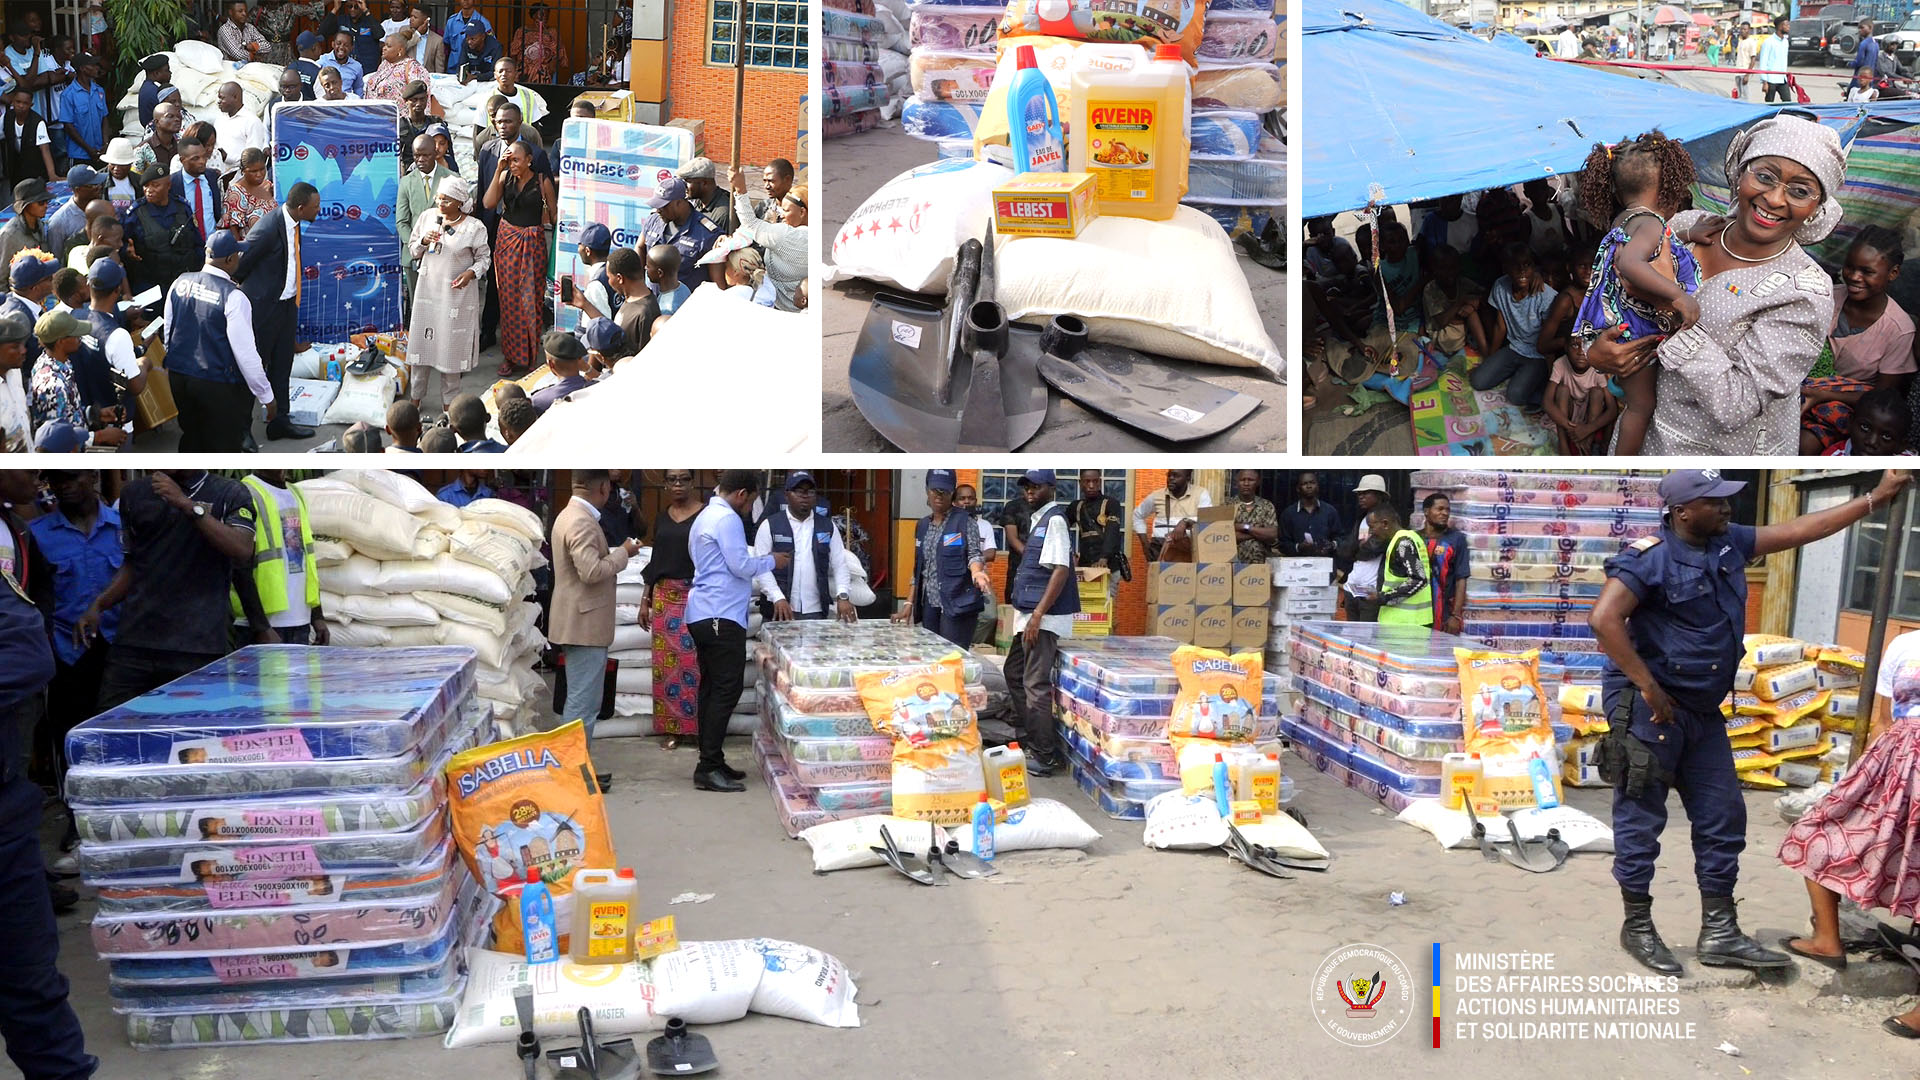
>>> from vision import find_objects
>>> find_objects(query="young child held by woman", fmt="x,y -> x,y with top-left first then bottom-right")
1572,130 -> 1704,454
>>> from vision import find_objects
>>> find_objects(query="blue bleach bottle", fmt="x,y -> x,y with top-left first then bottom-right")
1006,44 -> 1065,173
1529,752 -> 1560,810
1212,752 -> 1232,818
972,793 -> 996,862
520,868 -> 559,965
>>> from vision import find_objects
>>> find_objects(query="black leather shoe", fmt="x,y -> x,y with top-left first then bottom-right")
241,430 -> 260,453
694,768 -> 744,793
1620,893 -> 1682,975
1025,751 -> 1063,778
266,420 -> 315,441
596,772 -> 613,793
1697,895 -> 1792,969
718,762 -> 745,782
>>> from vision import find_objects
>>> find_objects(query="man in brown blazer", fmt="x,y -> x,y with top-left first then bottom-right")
403,5 -> 447,73
550,469 -> 640,789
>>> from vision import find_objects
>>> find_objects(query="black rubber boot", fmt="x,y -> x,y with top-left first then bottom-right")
1696,895 -> 1792,969
1621,890 -> 1683,975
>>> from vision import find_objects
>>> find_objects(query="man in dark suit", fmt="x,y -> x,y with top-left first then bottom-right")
234,181 -> 321,441
168,138 -> 222,243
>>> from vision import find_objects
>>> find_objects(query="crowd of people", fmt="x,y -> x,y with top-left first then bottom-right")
0,3 -> 809,455
1304,113 -> 1912,457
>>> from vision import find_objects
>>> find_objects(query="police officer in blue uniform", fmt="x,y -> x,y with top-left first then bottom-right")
753,471 -> 855,624
0,469 -> 99,1078
1590,467 -> 1911,976
639,177 -> 721,293
1001,469 -> 1078,776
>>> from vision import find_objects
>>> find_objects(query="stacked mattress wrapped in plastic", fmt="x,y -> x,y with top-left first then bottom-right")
1411,470 -> 1668,679
298,471 -> 548,732
1054,637 -> 1288,820
1284,622 -> 1574,813
67,647 -> 498,1049
752,622 -> 987,836
901,1 -> 999,158
1186,0 -> 1285,241
825,0 -> 892,135
603,555 -> 765,737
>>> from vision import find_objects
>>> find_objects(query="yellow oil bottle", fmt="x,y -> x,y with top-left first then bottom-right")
1441,752 -> 1484,811
1068,41 -> 1190,220
568,868 -> 639,965
1239,751 -> 1281,815
984,743 -> 1031,810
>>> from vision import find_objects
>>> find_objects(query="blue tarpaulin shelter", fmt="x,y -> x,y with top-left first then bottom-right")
1303,0 -> 1778,216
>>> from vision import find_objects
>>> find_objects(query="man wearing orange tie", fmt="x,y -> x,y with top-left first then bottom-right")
235,182 -> 321,441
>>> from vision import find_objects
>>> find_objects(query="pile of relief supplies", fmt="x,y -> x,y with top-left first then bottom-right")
296,470 -> 549,731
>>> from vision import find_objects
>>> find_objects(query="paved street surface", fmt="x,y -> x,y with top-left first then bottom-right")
23,718 -> 1920,1079
1585,55 -> 1875,104
822,125 -> 1287,453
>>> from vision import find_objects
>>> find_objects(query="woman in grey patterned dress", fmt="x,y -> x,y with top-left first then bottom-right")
1585,115 -> 1846,454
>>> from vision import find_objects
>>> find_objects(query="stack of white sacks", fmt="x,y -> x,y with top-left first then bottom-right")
113,37 -> 544,187
296,471 -> 548,733
601,554 -> 765,739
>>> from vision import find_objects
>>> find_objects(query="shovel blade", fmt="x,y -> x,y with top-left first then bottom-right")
1038,343 -> 1262,442
851,293 -> 971,452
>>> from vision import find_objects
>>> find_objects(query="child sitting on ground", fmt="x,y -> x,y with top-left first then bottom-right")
1571,130 -> 1703,455
384,399 -> 422,452
1373,220 -> 1423,329
1467,241 -> 1558,413
1803,227 -> 1915,454
1420,244 -> 1486,358
1543,265 -> 1622,454
1823,388 -> 1916,456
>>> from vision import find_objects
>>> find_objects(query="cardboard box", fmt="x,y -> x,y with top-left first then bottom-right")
1231,606 -> 1269,649
1195,506 -> 1238,563
1151,604 -> 1195,642
665,116 -> 705,156
1275,584 -> 1336,602
1280,597 -> 1339,616
1194,604 -> 1233,648
1193,562 -> 1233,606
1271,557 -> 1335,586
1150,562 -> 1196,605
287,379 -> 340,428
1233,563 -> 1272,606
994,172 -> 1098,238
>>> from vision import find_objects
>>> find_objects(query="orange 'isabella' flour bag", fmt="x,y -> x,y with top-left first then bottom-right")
447,720 -> 615,954
857,655 -> 986,825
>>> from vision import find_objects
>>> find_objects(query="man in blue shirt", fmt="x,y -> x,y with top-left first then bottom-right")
1855,18 -> 1881,80
1758,15 -> 1791,103
1591,467 -> 1910,977
319,31 -> 366,97
54,53 -> 104,164
0,469 -> 98,1079
27,469 -> 118,787
686,470 -> 786,792
1277,471 -> 1340,556
437,470 -> 494,507
457,23 -> 504,83
444,0 -> 493,74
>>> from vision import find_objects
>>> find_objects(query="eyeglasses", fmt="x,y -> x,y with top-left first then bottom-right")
663,474 -> 694,484
1745,165 -> 1821,208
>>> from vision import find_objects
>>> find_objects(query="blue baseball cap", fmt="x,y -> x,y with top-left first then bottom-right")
87,257 -> 125,290
34,422 -> 88,453
1019,469 -> 1056,487
925,469 -> 957,492
66,164 -> 103,187
785,470 -> 817,491
296,30 -> 322,49
646,176 -> 688,209
9,255 -> 54,289
577,222 -> 612,253
580,318 -> 623,353
1658,469 -> 1746,507
207,231 -> 248,259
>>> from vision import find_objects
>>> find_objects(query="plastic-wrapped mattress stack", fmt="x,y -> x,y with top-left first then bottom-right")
66,647 -> 498,1049
1284,622 -> 1573,813
902,1 -> 1000,158
752,622 -> 988,836
1185,0 -> 1286,241
603,555 -> 765,738
826,0 -> 890,136
298,472 -> 548,732
1410,470 -> 1669,680
1054,637 -> 1288,820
